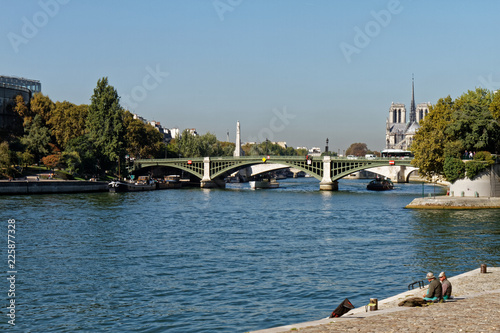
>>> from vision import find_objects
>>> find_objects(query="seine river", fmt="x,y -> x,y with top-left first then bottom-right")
2,178 -> 499,332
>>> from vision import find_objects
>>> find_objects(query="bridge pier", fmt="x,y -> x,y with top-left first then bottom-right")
319,181 -> 338,191
200,179 -> 226,189
201,157 -> 226,188
319,156 -> 339,191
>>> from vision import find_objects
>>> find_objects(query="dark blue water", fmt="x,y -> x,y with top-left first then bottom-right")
2,178 -> 499,332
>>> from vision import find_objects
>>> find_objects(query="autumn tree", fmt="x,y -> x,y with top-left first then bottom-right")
13,94 -> 32,128
122,111 -> 166,159
345,143 -> 368,156
30,93 -> 55,125
48,101 -> 88,149
490,91 -> 500,122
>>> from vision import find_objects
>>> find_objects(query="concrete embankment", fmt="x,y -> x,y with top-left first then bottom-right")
0,180 -> 108,194
251,267 -> 500,333
405,196 -> 500,209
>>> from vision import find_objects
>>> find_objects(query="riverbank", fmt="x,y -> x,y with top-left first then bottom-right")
251,267 -> 500,332
406,196 -> 500,209
0,179 -> 108,194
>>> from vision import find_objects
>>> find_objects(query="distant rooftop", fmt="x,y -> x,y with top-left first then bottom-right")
0,75 -> 41,93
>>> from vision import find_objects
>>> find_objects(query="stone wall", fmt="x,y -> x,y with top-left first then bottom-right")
449,163 -> 500,197
0,180 -> 108,195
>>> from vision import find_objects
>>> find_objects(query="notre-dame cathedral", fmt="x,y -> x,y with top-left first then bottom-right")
385,78 -> 430,150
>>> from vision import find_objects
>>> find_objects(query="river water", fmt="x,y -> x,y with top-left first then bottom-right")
2,178 -> 499,332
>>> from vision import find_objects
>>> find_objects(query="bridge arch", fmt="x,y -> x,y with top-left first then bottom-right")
134,156 -> 414,190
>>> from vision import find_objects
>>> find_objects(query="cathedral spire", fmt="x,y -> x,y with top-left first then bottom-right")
410,74 -> 416,123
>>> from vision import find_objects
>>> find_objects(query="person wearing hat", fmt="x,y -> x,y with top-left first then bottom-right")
423,272 -> 442,301
439,272 -> 452,300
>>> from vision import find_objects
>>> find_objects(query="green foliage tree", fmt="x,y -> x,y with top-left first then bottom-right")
87,77 -> 125,173
446,88 -> 500,153
65,135 -> 98,177
345,142 -> 368,156
61,151 -> 82,175
464,151 -> 495,180
0,141 -> 11,169
443,157 -> 465,182
0,141 -> 18,179
411,96 -> 455,178
21,114 -> 51,162
19,150 -> 34,168
412,89 -> 500,179
177,130 -> 225,157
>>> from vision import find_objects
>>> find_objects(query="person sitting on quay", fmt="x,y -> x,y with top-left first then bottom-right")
423,272 -> 442,302
439,271 -> 452,300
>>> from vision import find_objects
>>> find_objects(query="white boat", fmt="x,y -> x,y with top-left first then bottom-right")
108,181 -> 156,192
249,178 -> 279,189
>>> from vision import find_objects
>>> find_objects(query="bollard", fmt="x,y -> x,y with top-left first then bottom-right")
368,298 -> 378,311
481,264 -> 487,273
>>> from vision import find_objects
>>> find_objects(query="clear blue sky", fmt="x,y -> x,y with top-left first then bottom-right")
2,0 -> 499,152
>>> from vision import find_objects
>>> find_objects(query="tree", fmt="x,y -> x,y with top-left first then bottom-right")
464,151 -> 495,180
0,141 -> 17,179
30,93 -> 55,125
411,96 -> 455,178
446,88 -> 499,153
48,101 -> 88,149
14,94 -> 31,127
443,157 -> 465,182
41,154 -> 61,170
19,150 -> 34,168
490,91 -> 500,122
345,143 -> 368,156
65,135 -> 98,177
122,111 -> 166,159
86,77 -> 124,173
0,141 -> 11,169
61,151 -> 82,175
411,89 -> 500,179
21,114 -> 51,162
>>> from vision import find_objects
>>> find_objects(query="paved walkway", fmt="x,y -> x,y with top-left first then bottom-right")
251,267 -> 500,333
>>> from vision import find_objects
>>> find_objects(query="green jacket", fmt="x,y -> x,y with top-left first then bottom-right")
425,278 -> 442,300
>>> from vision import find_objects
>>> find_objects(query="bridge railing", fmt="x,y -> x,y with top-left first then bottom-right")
136,155 -> 413,162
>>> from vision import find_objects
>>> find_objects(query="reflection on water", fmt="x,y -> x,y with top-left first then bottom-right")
408,209 -> 500,280
1,178 -> 499,332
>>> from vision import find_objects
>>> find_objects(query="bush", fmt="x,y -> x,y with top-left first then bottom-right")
443,157 -> 465,183
464,151 -> 495,180
465,161 -> 488,180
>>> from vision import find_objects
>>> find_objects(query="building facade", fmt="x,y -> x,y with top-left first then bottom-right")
385,78 -> 430,150
0,75 -> 41,132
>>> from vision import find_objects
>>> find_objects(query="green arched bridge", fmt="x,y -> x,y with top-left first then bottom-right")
134,155 -> 415,190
